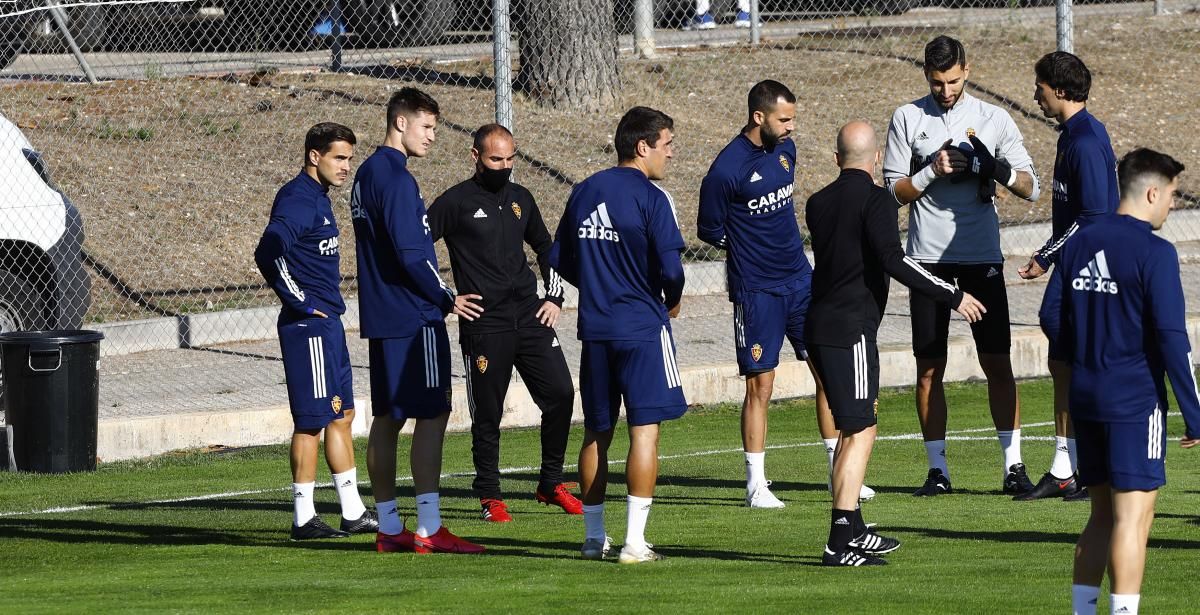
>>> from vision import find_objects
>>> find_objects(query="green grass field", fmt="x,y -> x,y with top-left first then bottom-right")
2,378 -> 1198,613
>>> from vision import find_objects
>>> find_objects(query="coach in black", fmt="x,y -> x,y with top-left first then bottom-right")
805,121 -> 985,566
427,123 -> 581,522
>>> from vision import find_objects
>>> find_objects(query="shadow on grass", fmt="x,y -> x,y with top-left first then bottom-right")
1156,512 -> 1200,527
0,517 -> 822,563
888,524 -> 1200,550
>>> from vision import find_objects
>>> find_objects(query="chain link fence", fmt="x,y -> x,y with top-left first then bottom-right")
1,0 -> 1198,425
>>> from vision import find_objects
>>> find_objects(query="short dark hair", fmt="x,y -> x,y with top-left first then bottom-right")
386,87 -> 440,130
303,122 -> 356,163
1118,148 -> 1185,196
472,123 -> 513,153
614,106 -> 673,162
924,35 -> 967,73
747,79 -> 796,121
1035,51 -> 1091,102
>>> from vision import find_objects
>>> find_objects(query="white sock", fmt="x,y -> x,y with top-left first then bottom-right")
415,492 -> 441,538
696,0 -> 710,15
1049,437 -> 1073,480
292,482 -> 316,526
583,503 -> 606,541
625,495 -> 653,550
375,499 -> 403,535
1067,437 -> 1079,474
924,440 -> 949,478
998,429 -> 1022,471
823,438 -> 838,490
745,451 -> 766,490
1071,584 -> 1100,615
1110,593 -> 1140,615
332,468 -> 367,521
738,0 -> 750,12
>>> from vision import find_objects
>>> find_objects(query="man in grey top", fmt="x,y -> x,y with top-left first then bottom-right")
883,35 -> 1041,498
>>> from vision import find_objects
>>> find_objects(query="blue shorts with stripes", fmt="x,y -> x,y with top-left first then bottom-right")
1074,406 -> 1168,491
580,325 -> 688,432
733,278 -> 811,376
278,315 -> 354,430
368,321 -> 452,421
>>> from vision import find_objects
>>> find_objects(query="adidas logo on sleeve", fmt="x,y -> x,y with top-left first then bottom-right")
578,202 -> 620,242
1072,250 -> 1118,294
474,208 -> 488,219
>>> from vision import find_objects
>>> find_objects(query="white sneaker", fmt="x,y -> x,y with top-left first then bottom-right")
746,480 -> 786,508
826,477 -> 877,503
581,535 -> 612,560
859,484 -> 876,502
618,542 -> 664,564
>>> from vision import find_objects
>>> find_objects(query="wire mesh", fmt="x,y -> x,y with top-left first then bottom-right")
0,0 -> 1197,428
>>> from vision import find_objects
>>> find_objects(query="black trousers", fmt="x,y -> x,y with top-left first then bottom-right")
460,326 -> 574,499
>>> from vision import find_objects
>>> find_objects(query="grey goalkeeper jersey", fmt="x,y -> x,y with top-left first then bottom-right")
883,91 -> 1040,264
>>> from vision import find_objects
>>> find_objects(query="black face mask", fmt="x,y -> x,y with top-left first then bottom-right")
478,166 -> 512,192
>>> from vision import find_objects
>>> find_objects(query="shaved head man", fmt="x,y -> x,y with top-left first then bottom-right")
806,121 -> 983,565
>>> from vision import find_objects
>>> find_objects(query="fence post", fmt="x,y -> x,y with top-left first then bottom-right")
634,0 -> 655,59
1154,0 -> 1163,15
750,0 -> 761,46
44,0 -> 98,84
1056,0 -> 1073,53
493,0 -> 514,132
330,0 -> 344,73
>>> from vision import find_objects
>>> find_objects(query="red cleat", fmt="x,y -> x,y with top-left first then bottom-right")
375,529 -> 417,553
414,527 -> 486,554
536,483 -> 583,515
480,498 -> 513,523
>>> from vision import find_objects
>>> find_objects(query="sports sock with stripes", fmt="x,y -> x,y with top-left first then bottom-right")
827,508 -> 855,553
332,468 -> 367,521
292,481 -> 316,526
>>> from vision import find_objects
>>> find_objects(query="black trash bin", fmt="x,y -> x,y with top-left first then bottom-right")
0,330 -> 104,473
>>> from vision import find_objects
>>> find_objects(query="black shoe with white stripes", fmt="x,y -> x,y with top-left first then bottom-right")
913,468 -> 952,497
822,546 -> 888,567
848,530 -> 901,555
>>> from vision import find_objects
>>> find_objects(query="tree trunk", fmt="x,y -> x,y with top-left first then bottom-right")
514,0 -> 620,112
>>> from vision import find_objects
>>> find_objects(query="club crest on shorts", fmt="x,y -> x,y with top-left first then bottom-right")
476,355 -> 488,374
874,399 -> 879,417
750,343 -> 763,362
331,395 -> 343,414
511,202 -> 522,219
778,155 -> 789,172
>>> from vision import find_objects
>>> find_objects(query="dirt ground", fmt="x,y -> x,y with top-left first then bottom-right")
2,9 -> 1197,322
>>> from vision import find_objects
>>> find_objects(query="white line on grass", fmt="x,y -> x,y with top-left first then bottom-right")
0,418 -> 1106,518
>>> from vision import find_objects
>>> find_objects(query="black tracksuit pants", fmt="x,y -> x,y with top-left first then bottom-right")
460,326 -> 574,499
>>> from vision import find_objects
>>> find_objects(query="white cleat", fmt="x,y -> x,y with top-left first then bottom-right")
581,535 -> 613,560
746,481 -> 786,508
859,484 -> 876,502
618,542 -> 665,564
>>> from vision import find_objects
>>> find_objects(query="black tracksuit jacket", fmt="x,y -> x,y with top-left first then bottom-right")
427,175 -> 565,335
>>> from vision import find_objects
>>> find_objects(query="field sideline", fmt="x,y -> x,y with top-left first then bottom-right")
2,378 -> 1198,613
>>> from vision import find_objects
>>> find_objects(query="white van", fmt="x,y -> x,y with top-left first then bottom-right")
0,112 -> 91,331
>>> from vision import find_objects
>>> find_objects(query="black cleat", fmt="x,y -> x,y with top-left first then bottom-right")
1003,463 -> 1036,495
913,468 -> 953,497
1063,480 -> 1091,502
822,546 -> 888,566
1013,472 -> 1077,501
849,530 -> 901,555
340,510 -> 380,534
290,515 -> 350,540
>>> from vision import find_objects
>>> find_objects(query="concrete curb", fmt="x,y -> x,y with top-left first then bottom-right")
89,212 -> 1200,358
99,320 -> 1200,462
